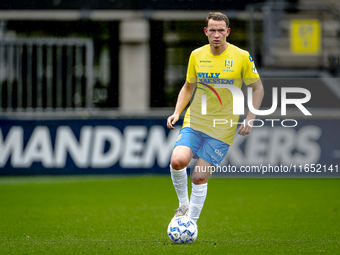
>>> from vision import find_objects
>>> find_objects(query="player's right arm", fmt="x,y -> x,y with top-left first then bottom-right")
167,80 -> 194,130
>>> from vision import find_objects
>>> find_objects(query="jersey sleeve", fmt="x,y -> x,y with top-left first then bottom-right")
186,52 -> 197,84
242,53 -> 260,85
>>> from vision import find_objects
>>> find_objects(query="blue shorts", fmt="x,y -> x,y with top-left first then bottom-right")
174,127 -> 230,166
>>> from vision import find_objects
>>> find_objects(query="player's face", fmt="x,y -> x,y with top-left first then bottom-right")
204,19 -> 231,48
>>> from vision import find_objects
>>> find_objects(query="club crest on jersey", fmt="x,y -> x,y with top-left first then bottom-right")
225,60 -> 233,70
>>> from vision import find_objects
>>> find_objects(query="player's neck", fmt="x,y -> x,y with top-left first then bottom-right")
210,42 -> 228,56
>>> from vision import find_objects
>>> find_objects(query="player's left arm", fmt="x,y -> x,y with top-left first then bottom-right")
237,79 -> 264,136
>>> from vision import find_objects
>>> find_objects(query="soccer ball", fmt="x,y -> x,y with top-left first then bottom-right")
167,216 -> 198,244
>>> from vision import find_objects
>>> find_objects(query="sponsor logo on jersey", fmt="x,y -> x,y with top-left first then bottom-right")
197,82 -> 223,107
200,60 -> 211,63
197,72 -> 220,78
198,65 -> 213,68
197,72 -> 234,85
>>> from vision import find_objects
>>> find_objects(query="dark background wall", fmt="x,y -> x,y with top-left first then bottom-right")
0,0 -> 263,10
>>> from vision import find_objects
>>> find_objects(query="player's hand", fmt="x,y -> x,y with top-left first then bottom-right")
237,118 -> 253,136
167,113 -> 179,130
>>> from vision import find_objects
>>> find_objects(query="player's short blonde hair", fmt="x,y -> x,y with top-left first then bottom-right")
205,12 -> 229,28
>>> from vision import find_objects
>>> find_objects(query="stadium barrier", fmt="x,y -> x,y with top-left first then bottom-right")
0,117 -> 339,177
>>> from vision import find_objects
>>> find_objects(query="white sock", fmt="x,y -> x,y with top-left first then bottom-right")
189,183 -> 207,222
170,165 -> 189,207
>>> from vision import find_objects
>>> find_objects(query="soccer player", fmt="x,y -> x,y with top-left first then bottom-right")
167,12 -> 264,222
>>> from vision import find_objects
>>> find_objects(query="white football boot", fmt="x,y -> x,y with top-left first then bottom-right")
174,205 -> 189,218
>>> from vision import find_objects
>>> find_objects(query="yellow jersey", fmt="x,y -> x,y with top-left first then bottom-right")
183,44 -> 260,145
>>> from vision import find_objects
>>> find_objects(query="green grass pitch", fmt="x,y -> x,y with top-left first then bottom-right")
0,175 -> 339,254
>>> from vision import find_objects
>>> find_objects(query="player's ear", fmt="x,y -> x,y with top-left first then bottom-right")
204,27 -> 208,36
226,27 -> 231,37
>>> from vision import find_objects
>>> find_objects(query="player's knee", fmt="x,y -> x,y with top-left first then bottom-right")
171,156 -> 189,170
192,177 -> 208,185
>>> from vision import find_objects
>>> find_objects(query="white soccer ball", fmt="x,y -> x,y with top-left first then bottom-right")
167,216 -> 198,244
